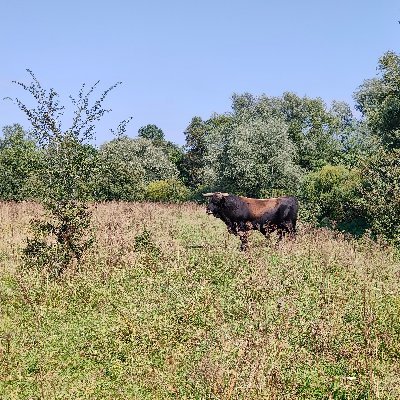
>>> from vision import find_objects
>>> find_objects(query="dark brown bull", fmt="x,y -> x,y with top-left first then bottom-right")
204,192 -> 298,250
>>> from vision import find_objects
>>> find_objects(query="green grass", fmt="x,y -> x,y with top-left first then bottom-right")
0,201 -> 399,399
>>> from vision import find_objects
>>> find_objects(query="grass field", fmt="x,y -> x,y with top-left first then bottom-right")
0,201 -> 399,399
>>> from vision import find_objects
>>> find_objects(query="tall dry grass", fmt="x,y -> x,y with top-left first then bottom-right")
0,201 -> 399,399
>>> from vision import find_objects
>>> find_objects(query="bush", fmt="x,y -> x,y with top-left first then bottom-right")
0,124 -> 41,201
95,137 -> 179,201
23,201 -> 94,277
301,164 -> 367,235
358,149 -> 400,245
144,179 -> 190,202
10,71 -> 127,277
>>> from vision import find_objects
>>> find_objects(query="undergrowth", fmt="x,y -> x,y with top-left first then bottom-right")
0,201 -> 399,399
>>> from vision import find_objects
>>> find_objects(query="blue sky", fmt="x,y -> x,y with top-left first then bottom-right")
1,0 -> 399,145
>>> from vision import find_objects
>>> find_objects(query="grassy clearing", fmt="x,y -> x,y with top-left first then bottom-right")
0,201 -> 399,399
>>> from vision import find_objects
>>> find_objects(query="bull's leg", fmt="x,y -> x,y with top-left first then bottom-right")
227,222 -> 239,235
260,229 -> 270,240
277,227 -> 284,241
262,223 -> 279,244
277,221 -> 296,241
259,224 -> 268,239
284,220 -> 296,239
238,230 -> 250,251
261,222 -> 273,240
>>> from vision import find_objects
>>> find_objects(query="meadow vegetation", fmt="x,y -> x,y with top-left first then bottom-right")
1,201 -> 399,399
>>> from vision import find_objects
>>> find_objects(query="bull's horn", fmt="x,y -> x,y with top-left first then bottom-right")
202,192 -> 230,197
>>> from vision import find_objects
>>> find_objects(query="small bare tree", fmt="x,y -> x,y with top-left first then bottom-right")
10,70 -> 131,277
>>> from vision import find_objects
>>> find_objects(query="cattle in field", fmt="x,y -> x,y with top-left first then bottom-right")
203,192 -> 298,251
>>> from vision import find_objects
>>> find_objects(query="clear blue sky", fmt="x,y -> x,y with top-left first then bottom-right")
1,0 -> 399,146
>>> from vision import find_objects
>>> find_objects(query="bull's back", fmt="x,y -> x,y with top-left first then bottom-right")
237,196 -> 279,220
241,195 -> 298,221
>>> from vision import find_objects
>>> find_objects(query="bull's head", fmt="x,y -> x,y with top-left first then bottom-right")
203,192 -> 229,215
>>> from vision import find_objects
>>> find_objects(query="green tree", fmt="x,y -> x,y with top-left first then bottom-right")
204,116 -> 302,197
181,117 -> 209,188
138,124 -> 186,180
95,136 -> 179,201
138,124 -> 164,142
353,51 -> 400,245
358,149 -> 400,245
237,92 -> 344,171
182,114 -> 234,189
301,164 -> 367,235
354,51 -> 400,150
0,124 -> 41,200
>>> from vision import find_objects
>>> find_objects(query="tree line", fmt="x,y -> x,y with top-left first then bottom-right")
1,51 -> 400,247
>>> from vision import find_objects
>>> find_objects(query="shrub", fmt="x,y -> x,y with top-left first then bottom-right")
301,164 -> 367,235
144,179 -> 190,202
10,70 -> 128,277
0,124 -> 41,201
358,149 -> 400,245
95,137 -> 179,201
23,201 -> 94,277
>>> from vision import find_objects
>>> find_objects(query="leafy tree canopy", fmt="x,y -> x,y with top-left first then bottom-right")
0,124 -> 41,201
354,51 -> 400,150
138,124 -> 165,142
231,92 -> 350,170
203,114 -> 302,197
95,136 -> 179,201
